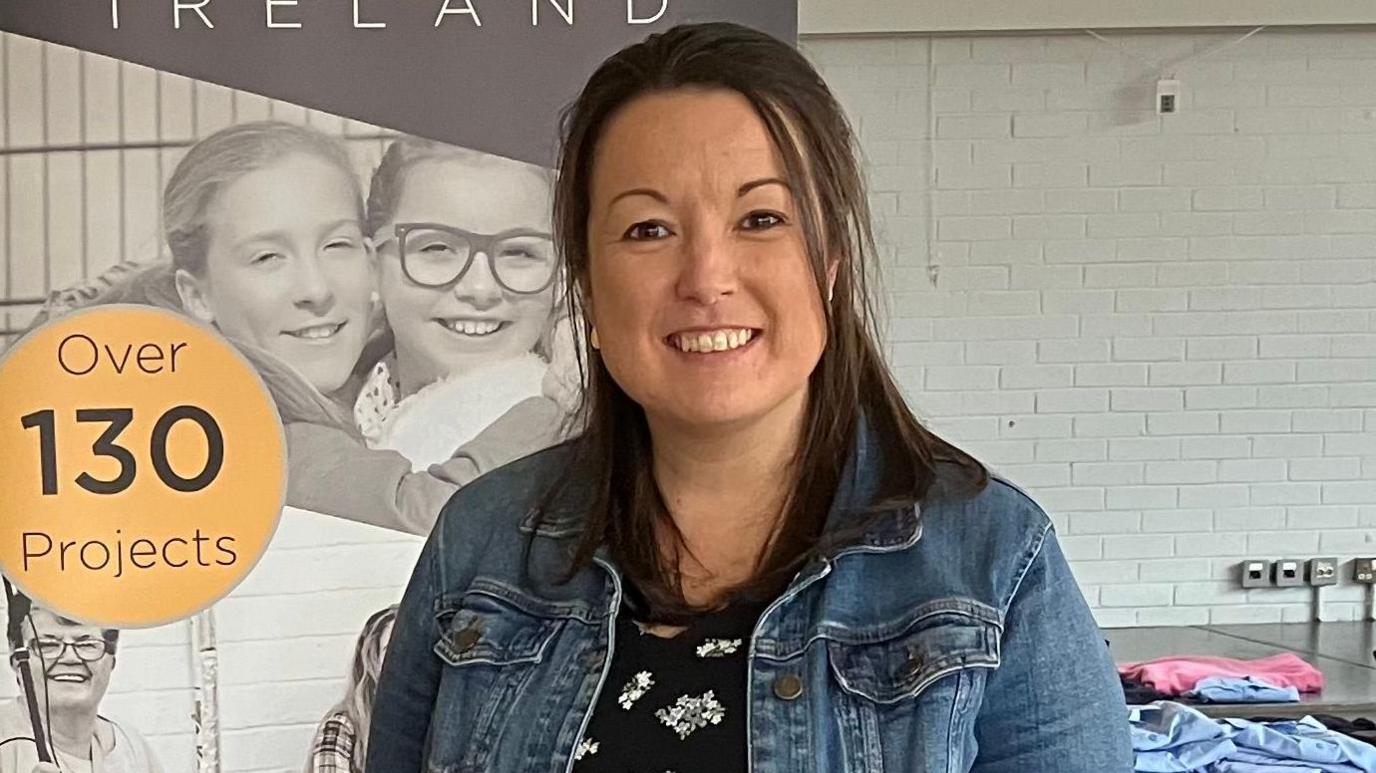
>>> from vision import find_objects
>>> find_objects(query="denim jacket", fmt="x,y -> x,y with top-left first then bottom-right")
368,418 -> 1133,773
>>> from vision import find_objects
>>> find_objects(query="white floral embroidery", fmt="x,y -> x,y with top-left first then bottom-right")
655,691 -> 726,740
618,671 -> 655,710
574,737 -> 599,760
695,638 -> 742,658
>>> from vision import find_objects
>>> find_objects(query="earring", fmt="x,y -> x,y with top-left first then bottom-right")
590,327 -> 601,350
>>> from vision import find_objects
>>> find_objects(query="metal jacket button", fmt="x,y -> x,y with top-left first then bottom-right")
904,647 -> 926,677
773,673 -> 804,701
904,655 -> 925,678
452,624 -> 482,652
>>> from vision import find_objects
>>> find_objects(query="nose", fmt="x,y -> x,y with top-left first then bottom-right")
53,643 -> 81,665
452,251 -> 503,310
291,252 -> 336,309
674,228 -> 737,306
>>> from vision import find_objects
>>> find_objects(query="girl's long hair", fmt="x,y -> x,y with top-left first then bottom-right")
321,604 -> 396,773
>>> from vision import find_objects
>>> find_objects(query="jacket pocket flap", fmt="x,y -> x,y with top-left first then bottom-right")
432,588 -> 564,668
827,612 -> 999,704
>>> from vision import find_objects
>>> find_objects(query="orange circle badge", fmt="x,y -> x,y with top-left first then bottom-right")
0,305 -> 284,627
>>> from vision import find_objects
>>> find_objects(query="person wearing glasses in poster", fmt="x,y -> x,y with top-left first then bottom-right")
0,591 -> 163,773
350,139 -> 571,472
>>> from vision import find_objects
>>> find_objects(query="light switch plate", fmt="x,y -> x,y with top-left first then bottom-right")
1274,559 -> 1304,588
1240,559 -> 1274,588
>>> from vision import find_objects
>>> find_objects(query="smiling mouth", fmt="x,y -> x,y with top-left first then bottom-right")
284,321 -> 346,341
667,327 -> 761,354
437,318 -> 508,337
47,673 -> 89,684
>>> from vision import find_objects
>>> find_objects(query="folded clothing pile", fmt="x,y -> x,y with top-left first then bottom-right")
1131,701 -> 1376,772
1120,654 -> 1324,705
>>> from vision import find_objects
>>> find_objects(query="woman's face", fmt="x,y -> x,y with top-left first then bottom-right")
376,157 -> 556,392
176,152 -> 374,395
586,88 -> 829,433
19,608 -> 115,717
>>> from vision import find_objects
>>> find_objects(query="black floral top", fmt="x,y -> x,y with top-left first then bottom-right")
574,591 -> 768,772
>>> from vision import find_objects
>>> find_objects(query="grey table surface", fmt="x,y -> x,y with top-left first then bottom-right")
1106,622 -> 1376,719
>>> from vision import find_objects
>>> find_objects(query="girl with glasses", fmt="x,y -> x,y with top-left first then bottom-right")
353,139 -> 571,471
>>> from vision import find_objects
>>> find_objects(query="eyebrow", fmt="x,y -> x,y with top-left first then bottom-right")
608,188 -> 668,208
232,219 -> 361,250
607,178 -> 791,208
738,177 -> 791,197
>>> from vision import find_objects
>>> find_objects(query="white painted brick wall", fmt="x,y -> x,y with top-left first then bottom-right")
805,27 -> 1376,628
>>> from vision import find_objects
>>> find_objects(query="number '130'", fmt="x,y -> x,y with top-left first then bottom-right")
20,407 -> 225,495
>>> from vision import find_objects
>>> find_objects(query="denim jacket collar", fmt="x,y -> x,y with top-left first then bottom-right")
518,411 -> 922,555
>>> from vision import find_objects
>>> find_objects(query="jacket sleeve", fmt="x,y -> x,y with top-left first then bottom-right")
365,526 -> 445,773
970,525 -> 1134,772
285,396 -> 565,534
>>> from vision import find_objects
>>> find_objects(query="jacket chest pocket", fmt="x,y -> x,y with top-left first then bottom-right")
823,605 -> 1001,771
428,584 -> 568,772
827,609 -> 1000,704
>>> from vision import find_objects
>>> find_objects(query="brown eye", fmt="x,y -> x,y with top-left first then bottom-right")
625,222 -> 671,241
741,211 -> 785,230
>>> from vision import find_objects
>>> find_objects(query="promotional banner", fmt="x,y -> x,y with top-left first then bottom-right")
0,3 -> 796,771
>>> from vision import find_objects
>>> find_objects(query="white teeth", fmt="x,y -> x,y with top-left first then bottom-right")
443,319 -> 501,336
291,323 -> 341,340
673,328 -> 755,354
50,675 -> 85,682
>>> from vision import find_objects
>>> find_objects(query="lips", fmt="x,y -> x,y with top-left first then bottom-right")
47,672 -> 89,684
283,320 -> 347,341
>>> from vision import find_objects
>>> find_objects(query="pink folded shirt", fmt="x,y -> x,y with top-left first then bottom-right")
1118,653 -> 1324,695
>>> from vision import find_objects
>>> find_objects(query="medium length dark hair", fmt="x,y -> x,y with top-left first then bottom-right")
548,22 -> 986,621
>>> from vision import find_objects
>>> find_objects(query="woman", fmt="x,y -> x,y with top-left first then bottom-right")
368,22 -> 1130,773
307,606 -> 398,773
354,138 -> 566,470
1,594 -> 163,773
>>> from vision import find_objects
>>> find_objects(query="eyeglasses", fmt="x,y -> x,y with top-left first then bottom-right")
28,635 -> 112,663
374,223 -> 558,294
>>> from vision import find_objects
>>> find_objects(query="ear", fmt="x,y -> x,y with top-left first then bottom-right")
174,268 -> 216,325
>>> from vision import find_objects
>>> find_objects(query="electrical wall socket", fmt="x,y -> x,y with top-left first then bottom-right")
1307,557 -> 1338,587
1273,559 -> 1304,587
1240,559 -> 1274,588
1355,558 -> 1376,584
